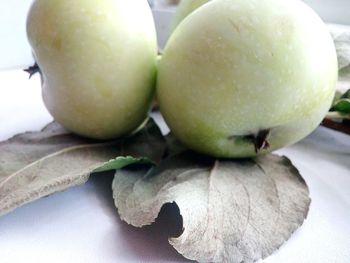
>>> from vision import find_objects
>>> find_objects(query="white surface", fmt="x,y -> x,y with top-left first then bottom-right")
153,9 -> 174,49
0,70 -> 350,263
0,0 -> 35,70
303,0 -> 350,25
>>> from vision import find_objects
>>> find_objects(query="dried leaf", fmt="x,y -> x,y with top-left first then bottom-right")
330,25 -> 350,93
330,27 -> 350,72
113,152 -> 310,263
164,133 -> 187,157
0,119 -> 165,217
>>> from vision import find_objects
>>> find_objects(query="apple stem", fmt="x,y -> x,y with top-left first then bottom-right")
254,129 -> 270,153
228,129 -> 271,153
24,62 -> 41,79
243,129 -> 270,153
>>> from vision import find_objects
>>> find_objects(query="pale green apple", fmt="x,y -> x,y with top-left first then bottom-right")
27,0 -> 157,139
171,0 -> 210,32
157,0 -> 338,158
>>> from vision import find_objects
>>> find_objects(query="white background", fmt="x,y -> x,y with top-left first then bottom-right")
0,1 -> 350,263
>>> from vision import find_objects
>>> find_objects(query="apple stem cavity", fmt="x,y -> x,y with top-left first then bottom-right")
24,62 -> 41,79
229,129 -> 271,154
253,129 -> 271,153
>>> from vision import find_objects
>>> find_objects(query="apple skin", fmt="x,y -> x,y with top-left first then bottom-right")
157,0 -> 338,158
171,0 -> 211,32
27,0 -> 157,139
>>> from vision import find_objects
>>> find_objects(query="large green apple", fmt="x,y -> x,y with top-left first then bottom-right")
27,0 -> 157,139
157,0 -> 338,158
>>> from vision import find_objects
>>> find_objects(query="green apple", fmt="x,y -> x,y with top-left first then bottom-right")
27,0 -> 157,139
157,0 -> 338,158
171,0 -> 210,32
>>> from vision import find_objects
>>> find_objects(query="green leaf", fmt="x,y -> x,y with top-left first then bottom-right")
0,118 -> 166,217
330,89 -> 350,118
113,152 -> 310,263
331,89 -> 350,114
94,156 -> 155,173
332,98 -> 350,114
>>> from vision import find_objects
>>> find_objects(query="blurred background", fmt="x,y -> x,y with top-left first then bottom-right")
0,0 -> 350,70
